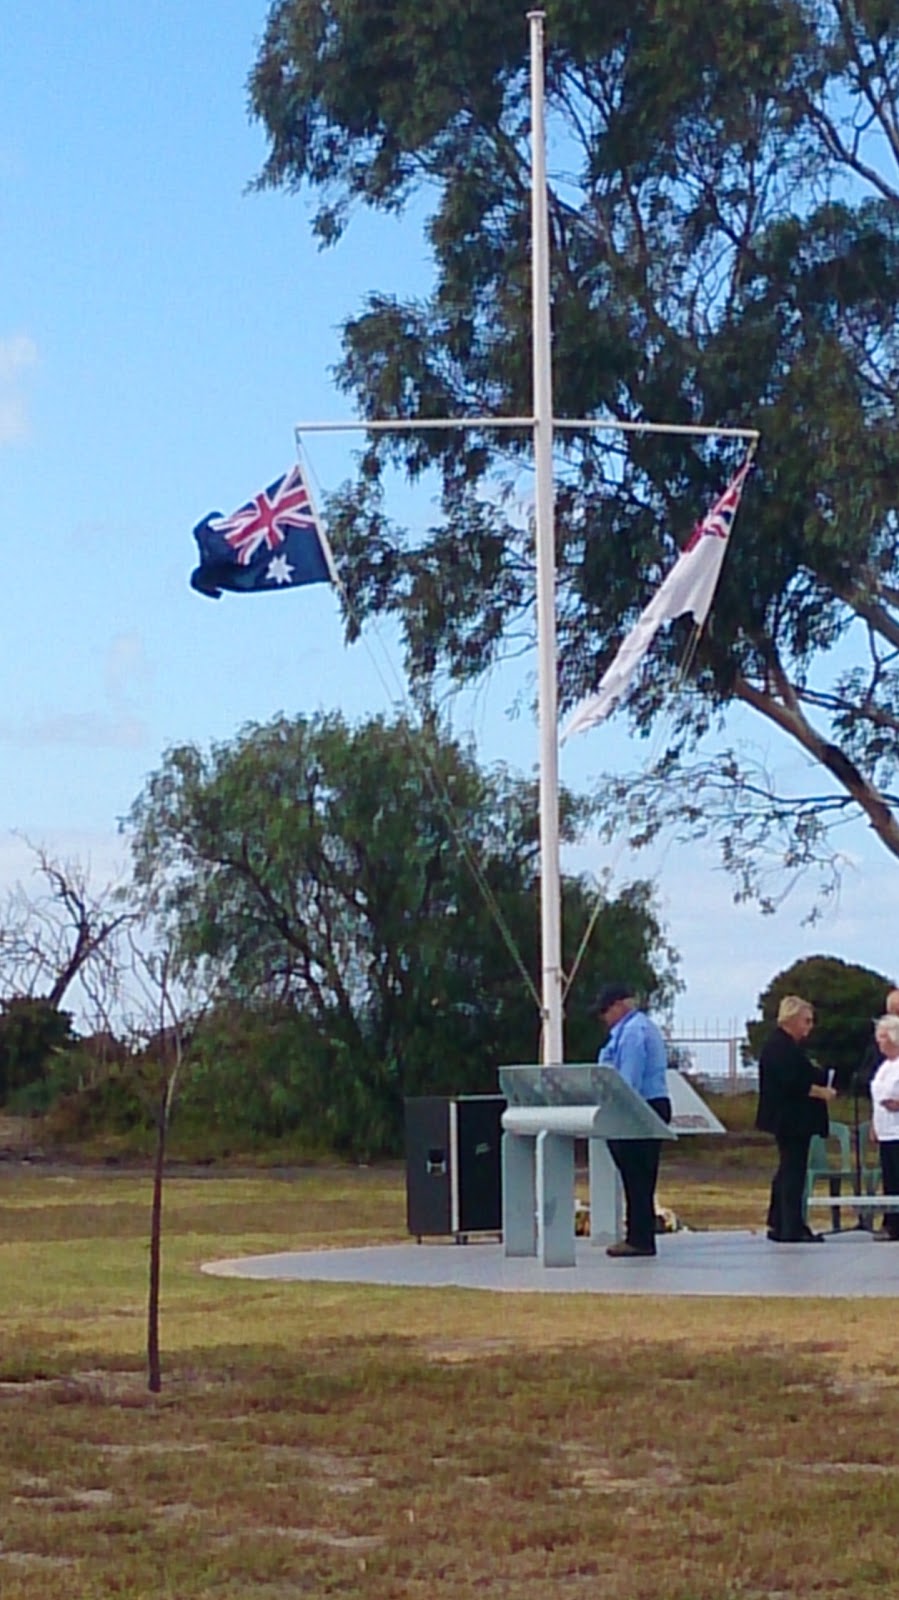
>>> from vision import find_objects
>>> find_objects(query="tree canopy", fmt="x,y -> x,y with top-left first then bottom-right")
747,953 -> 894,1088
249,0 -> 899,908
126,712 -> 677,1152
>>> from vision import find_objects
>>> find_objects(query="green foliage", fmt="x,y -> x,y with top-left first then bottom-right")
6,1051 -> 86,1117
175,1003 -> 326,1143
125,712 -> 677,1157
43,1063 -> 154,1140
10,1165 -> 899,1600
0,997 -> 77,1107
248,0 -> 899,903
747,954 -> 894,1089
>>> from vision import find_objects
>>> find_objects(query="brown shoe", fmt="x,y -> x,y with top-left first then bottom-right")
605,1241 -> 656,1258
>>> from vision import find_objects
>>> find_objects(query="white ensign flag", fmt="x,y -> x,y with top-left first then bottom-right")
562,460 -> 751,740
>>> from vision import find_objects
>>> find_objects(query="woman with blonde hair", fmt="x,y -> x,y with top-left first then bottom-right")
755,995 -> 837,1243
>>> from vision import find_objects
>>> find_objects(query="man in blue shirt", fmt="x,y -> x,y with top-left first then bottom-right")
597,982 -> 672,1257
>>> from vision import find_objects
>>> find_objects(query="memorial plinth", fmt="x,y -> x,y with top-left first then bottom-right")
498,1064 -> 677,1268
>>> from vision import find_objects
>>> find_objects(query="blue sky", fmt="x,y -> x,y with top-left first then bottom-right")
2,1 -> 895,1042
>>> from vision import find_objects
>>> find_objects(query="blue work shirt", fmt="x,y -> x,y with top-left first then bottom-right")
599,1008 -> 669,1102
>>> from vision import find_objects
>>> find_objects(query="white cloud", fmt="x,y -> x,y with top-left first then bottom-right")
104,632 -> 152,702
0,332 -> 37,444
0,396 -> 29,443
0,333 -> 37,381
0,632 -> 152,751
0,711 -> 147,750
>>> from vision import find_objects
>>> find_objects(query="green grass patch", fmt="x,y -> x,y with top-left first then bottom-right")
2,1161 -> 899,1598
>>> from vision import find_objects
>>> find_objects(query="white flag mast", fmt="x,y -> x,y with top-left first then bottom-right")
529,10 -> 564,1069
295,12 -> 759,1072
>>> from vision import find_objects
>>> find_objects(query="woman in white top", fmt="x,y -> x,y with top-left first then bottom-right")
869,1015 -> 899,1241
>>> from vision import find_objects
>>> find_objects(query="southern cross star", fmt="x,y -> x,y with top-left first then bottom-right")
266,554 -> 295,585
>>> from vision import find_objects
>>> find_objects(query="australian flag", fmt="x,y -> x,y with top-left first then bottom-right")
191,464 -> 333,599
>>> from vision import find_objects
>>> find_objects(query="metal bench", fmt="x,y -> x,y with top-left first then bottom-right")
806,1192 -> 888,1232
805,1123 -> 881,1231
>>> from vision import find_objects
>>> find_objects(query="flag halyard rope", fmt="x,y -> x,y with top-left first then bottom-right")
297,441 -> 545,1017
297,420 -> 760,1031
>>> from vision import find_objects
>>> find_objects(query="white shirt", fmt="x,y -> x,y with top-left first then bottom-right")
870,1057 -> 899,1141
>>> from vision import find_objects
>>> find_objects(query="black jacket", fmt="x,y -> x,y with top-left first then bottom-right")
755,1026 -> 829,1140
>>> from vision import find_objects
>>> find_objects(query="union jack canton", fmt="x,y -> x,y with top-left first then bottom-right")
684,460 -> 751,551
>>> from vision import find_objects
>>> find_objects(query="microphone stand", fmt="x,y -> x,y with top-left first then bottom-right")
852,1071 -> 872,1232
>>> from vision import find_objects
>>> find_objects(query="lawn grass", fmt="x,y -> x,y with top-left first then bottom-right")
2,1157 -> 899,1598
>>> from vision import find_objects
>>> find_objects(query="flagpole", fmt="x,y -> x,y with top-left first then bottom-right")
286,14 -> 759,1066
529,10 -> 564,1069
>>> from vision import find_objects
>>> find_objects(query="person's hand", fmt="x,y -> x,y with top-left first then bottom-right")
822,1085 -> 838,1101
884,1097 -> 899,1112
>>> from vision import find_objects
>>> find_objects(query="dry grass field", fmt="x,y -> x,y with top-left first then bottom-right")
1,1137 -> 899,1598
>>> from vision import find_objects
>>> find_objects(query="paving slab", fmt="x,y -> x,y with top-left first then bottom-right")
202,1228 -> 899,1298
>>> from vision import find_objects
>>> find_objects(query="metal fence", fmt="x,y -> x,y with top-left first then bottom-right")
669,1036 -> 756,1095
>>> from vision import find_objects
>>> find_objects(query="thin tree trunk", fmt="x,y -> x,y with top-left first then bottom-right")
147,1084 -> 168,1394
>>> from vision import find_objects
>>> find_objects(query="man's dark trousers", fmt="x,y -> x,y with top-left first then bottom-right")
767,1135 -> 811,1241
608,1096 -> 671,1253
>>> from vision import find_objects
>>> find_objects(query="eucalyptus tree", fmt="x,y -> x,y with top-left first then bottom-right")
249,0 -> 899,908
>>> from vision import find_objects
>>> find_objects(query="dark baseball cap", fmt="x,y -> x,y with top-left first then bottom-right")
597,983 -> 634,1014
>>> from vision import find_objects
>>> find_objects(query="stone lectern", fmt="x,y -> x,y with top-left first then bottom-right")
498,1063 -> 677,1269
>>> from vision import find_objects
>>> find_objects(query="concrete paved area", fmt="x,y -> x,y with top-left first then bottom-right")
202,1227 -> 899,1298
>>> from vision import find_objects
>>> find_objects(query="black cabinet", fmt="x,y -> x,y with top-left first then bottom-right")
404,1095 -> 505,1241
